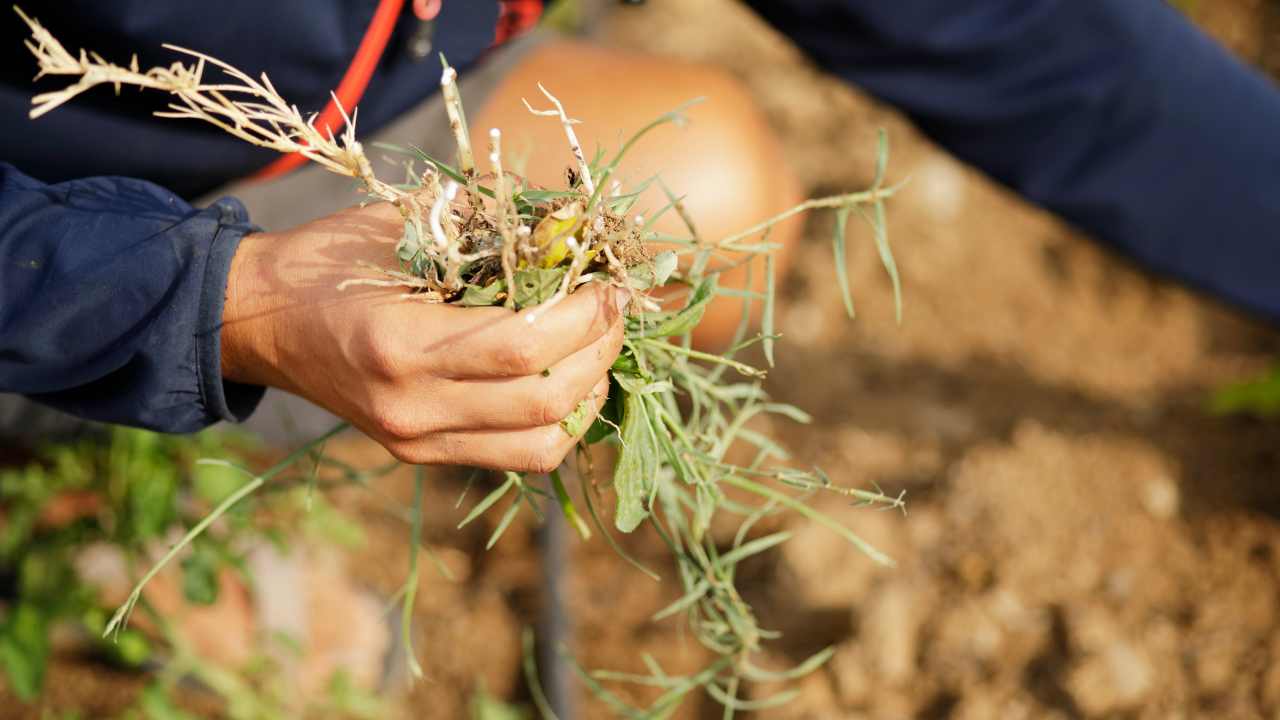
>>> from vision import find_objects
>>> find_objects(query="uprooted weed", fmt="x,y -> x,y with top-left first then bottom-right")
18,7 -> 909,716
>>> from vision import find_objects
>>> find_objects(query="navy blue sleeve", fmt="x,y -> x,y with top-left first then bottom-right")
750,0 -> 1280,323
0,163 -> 265,432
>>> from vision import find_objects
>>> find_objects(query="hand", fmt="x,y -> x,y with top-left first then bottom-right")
220,202 -> 626,472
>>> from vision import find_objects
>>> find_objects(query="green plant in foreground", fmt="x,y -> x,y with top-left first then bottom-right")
1210,362 -> 1280,418
20,8 -> 907,716
0,426 -> 380,718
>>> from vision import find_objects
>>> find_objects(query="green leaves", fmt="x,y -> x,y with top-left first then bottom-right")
558,398 -> 595,438
1210,363 -> 1280,417
626,250 -> 678,291
511,267 -> 567,308
137,683 -> 200,720
397,219 -> 421,263
180,544 -> 221,605
612,386 -> 659,533
459,280 -> 505,307
515,188 -> 583,205
0,603 -> 49,700
630,277 -> 717,339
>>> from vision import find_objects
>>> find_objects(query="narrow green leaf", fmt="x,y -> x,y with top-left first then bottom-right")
522,629 -> 561,720
587,98 -> 706,214
704,684 -> 798,712
402,467 -> 426,679
403,144 -> 496,198
458,475 -> 515,529
832,206 -> 854,318
486,496 -> 523,549
516,189 -> 584,204
723,475 -> 894,566
716,531 -> 791,568
650,579 -> 709,622
549,469 -> 591,540
860,202 -> 902,324
455,468 -> 481,509
740,646 -> 836,682
762,402 -> 812,424
872,128 -> 889,189
762,253 -> 776,366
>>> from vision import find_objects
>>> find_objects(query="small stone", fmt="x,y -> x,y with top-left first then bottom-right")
1066,642 -> 1153,715
830,644 -> 871,706
863,581 -> 920,684
1141,476 -> 1180,519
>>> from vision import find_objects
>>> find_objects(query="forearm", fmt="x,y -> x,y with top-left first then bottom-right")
0,163 -> 264,431
752,0 -> 1280,322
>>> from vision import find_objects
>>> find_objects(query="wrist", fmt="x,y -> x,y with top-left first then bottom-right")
220,231 -> 287,391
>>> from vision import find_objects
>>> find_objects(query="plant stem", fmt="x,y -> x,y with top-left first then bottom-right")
104,422 -> 349,638
549,468 -> 592,540
714,186 -> 900,248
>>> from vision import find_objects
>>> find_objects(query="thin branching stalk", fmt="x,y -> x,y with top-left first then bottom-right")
523,83 -> 595,196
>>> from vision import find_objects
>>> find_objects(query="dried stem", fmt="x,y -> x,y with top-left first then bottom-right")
522,83 -> 595,196
489,128 -> 520,309
439,61 -> 475,175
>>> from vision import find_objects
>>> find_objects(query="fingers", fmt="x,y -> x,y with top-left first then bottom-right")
382,376 -> 610,472
395,282 -> 629,379
419,318 -> 624,432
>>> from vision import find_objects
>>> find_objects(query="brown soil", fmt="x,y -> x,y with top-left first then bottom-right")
583,2 -> 1280,718
328,4 -> 1280,717
9,2 -> 1280,719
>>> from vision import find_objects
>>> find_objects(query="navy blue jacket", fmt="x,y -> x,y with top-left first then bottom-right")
2,1 -> 1278,433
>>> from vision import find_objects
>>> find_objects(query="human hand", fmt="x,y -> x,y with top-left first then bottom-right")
219,202 -> 626,472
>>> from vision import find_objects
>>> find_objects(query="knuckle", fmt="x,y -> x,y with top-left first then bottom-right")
362,333 -> 406,381
520,451 -> 562,475
520,432 -> 567,474
531,386 -> 577,426
371,400 -> 423,442
496,343 -> 543,376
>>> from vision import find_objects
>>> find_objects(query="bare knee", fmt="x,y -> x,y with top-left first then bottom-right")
474,42 -> 805,347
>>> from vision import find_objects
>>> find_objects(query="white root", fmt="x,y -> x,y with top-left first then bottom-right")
490,128 -> 519,308
429,181 -> 459,251
522,83 -> 595,196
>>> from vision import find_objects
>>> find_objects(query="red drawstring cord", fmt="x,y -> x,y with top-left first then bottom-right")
251,0 -> 541,182
252,0 -> 412,180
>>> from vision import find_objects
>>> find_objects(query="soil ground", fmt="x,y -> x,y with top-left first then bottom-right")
8,2 -> 1280,719
579,3 -> 1280,717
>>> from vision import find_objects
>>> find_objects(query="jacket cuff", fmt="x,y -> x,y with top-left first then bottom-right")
196,198 -> 266,424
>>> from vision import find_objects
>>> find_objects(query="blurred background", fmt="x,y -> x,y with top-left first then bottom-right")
5,0 -> 1280,718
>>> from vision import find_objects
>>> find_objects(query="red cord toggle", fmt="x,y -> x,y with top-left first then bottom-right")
413,0 -> 442,22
